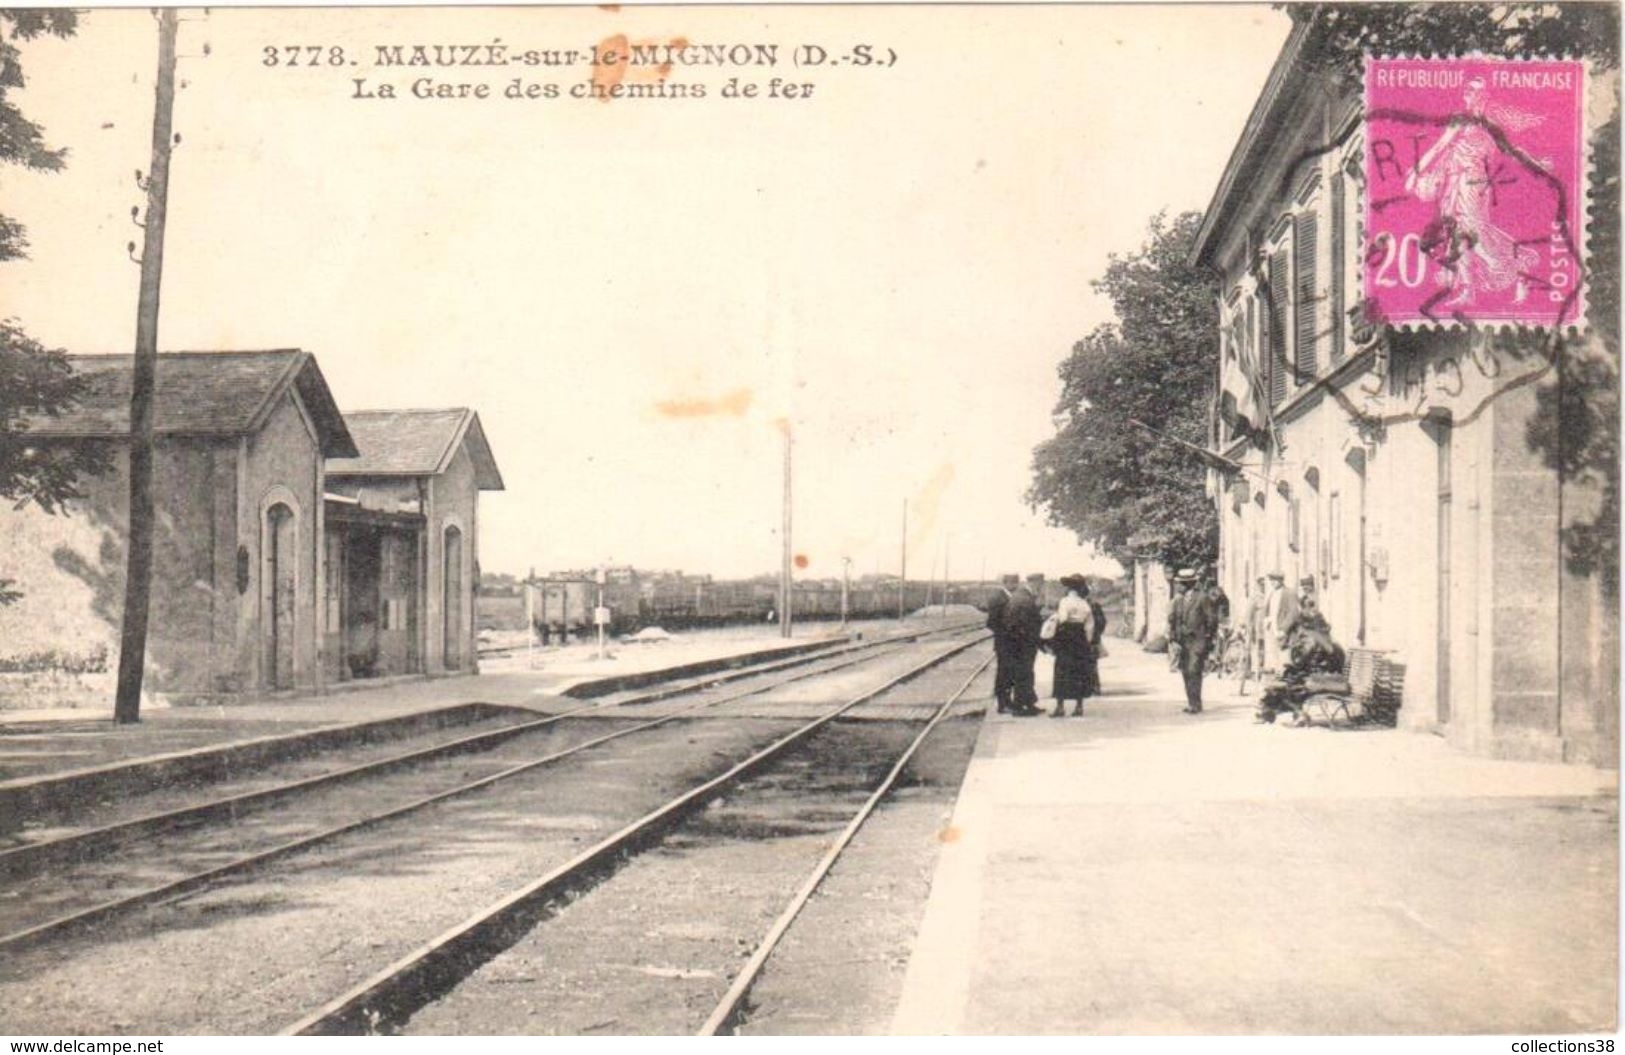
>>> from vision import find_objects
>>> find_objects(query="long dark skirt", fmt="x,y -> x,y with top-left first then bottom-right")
1051,622 -> 1094,700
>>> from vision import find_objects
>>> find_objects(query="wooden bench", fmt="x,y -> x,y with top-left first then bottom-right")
1350,648 -> 1405,724
1287,648 -> 1405,727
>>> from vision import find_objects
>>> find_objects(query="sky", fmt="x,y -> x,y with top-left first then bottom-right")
3,4 -> 1290,582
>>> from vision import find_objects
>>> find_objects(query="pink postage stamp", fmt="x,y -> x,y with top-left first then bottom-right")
1364,56 -> 1587,329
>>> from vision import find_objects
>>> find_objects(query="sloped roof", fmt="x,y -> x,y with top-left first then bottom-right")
19,350 -> 357,458
327,408 -> 504,490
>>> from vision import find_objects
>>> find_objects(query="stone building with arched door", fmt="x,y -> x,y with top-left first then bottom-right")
322,408 -> 504,684
0,350 -> 357,704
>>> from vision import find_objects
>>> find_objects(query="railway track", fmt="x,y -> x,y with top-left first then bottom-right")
0,623 -> 982,958
697,651 -> 991,1034
283,634 -> 987,1035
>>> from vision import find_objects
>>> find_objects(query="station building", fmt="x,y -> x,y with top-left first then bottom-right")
0,350 -> 354,702
1194,22 -> 1618,764
0,351 -> 504,706
323,408 -> 504,684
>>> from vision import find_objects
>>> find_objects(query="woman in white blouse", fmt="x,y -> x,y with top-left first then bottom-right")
1048,574 -> 1096,717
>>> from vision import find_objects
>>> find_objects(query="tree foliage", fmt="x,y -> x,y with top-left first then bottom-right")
1,10 -> 109,604
0,321 -> 111,513
1295,3 -> 1621,590
1294,3 -> 1618,80
1029,211 -> 1219,571
1,9 -> 79,261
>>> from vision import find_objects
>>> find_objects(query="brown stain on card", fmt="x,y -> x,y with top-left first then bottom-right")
591,34 -> 629,97
938,825 -> 961,844
794,554 -> 809,569
592,33 -> 688,101
653,387 -> 753,419
909,462 -> 957,548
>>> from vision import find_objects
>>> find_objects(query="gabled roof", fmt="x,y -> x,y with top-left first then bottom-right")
19,350 -> 358,458
327,408 -> 504,491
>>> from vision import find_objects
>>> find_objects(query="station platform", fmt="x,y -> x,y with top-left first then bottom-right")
0,619 -> 957,811
892,641 -> 1618,1035
0,626 -> 858,794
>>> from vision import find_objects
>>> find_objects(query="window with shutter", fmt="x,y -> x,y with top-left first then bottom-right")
1268,248 -> 1289,405
1330,175 -> 1345,360
1294,210 -> 1318,382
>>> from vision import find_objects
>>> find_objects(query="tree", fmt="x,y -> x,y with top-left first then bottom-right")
1029,211 -> 1219,572
0,11 -> 111,604
0,322 -> 110,513
1294,3 -> 1621,591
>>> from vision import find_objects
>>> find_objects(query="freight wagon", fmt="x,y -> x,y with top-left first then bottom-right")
524,572 -> 645,639
527,568 -> 1000,636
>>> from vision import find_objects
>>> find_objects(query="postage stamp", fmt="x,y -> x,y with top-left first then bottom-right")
1363,55 -> 1587,329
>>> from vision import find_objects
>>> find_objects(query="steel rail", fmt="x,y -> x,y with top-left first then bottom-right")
0,620 -> 969,881
282,633 -> 988,1036
0,628 -> 980,955
698,652 -> 994,1034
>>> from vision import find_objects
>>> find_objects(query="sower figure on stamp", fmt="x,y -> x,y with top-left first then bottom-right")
1170,568 -> 1217,715
986,573 -> 1019,714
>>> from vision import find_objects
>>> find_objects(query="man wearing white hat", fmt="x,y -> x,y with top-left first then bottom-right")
1169,568 -> 1217,714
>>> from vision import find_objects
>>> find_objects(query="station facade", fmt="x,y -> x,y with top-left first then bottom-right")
1194,23 -> 1618,764
0,351 -> 503,706
324,408 -> 504,683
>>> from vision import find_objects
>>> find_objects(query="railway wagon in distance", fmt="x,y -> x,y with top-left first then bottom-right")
525,578 -> 593,640
525,572 -> 644,638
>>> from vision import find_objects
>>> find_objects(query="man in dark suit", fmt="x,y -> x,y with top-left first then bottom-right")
1005,573 -> 1045,715
1170,568 -> 1217,714
986,574 -> 1019,713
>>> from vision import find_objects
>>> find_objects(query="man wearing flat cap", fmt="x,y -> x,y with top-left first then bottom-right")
1169,567 -> 1217,714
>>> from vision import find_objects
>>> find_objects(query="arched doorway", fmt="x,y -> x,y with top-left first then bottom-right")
264,503 -> 297,690
443,525 -> 463,670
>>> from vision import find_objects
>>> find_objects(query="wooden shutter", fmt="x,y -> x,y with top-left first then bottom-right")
1268,248 -> 1289,405
1329,174 -> 1345,361
1294,211 -> 1318,382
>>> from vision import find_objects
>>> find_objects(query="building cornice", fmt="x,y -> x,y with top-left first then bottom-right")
1188,17 -> 1316,270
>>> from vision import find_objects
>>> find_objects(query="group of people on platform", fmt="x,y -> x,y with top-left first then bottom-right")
985,572 -> 1108,717
983,566 -> 1344,721
1167,566 -> 1349,717
1239,571 -> 1346,722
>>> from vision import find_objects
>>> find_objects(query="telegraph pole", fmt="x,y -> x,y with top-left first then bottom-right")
525,566 -> 536,667
114,9 -> 180,725
897,498 -> 908,620
942,535 -> 950,618
840,556 -> 851,630
779,422 -> 792,639
595,565 -> 608,660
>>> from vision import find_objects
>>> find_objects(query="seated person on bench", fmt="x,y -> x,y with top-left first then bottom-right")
1258,598 -> 1346,723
